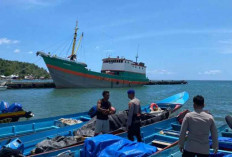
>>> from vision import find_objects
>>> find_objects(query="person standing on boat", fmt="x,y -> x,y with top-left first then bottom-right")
179,95 -> 218,157
95,91 -> 114,135
127,89 -> 142,142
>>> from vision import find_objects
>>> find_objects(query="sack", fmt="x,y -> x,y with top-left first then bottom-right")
0,101 -> 8,113
8,103 -> 23,112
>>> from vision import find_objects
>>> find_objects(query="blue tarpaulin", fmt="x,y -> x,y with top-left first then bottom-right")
82,134 -> 157,157
210,137 -> 232,150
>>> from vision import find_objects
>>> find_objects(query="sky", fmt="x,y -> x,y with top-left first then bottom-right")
0,0 -> 232,80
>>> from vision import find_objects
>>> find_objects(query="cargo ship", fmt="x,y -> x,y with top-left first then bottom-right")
37,23 -> 149,88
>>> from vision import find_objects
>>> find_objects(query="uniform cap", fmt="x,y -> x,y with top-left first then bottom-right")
127,89 -> 135,94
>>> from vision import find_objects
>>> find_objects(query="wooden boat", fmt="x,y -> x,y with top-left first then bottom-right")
26,111 -> 185,157
152,124 -> 232,157
152,145 -> 232,157
0,92 -> 189,156
33,112 -> 231,157
0,91 -> 189,140
0,110 -> 33,124
0,112 -> 90,140
0,101 -> 34,124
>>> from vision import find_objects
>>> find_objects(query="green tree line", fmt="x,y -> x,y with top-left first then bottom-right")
0,58 -> 50,79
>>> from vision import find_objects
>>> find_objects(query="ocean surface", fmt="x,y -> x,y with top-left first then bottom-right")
0,80 -> 232,126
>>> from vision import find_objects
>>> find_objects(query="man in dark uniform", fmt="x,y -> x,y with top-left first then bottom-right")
95,91 -> 114,135
127,89 -> 142,142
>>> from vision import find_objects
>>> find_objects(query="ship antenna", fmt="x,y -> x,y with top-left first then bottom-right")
136,44 -> 139,63
71,21 -> 78,57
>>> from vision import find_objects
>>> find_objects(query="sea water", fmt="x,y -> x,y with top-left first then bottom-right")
0,80 -> 231,126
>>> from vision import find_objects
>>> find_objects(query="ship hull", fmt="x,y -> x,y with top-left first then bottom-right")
37,52 -> 149,88
48,67 -> 142,88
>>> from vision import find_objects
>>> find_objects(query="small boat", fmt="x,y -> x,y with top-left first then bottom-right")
34,111 -> 231,157
0,92 -> 189,156
0,101 -> 34,124
0,111 -> 33,123
152,123 -> 232,157
0,86 -> 7,90
25,110 -> 187,157
214,115 -> 232,152
0,81 -> 7,90
0,91 -> 189,140
0,112 -> 90,140
152,146 -> 232,157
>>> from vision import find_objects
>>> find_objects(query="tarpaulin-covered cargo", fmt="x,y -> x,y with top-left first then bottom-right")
82,134 -> 157,157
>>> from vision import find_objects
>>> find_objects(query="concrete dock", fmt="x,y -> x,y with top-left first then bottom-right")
5,80 -> 187,89
6,81 -> 56,89
147,80 -> 187,85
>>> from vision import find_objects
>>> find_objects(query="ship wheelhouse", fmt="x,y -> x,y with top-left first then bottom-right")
101,57 -> 147,79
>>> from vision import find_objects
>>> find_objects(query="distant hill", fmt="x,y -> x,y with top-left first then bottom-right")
0,58 -> 50,79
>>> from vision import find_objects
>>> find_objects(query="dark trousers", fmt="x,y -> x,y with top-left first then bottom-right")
182,150 -> 209,157
127,118 -> 142,142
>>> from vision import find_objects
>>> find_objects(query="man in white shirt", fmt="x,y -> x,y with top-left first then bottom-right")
179,95 -> 218,157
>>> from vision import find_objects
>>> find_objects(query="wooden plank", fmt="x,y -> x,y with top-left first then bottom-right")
157,147 -> 163,151
152,140 -> 171,146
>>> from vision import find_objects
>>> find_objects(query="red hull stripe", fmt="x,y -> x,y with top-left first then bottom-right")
47,64 -> 147,85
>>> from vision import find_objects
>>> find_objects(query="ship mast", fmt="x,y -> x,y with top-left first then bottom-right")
71,21 -> 78,56
74,32 -> 84,54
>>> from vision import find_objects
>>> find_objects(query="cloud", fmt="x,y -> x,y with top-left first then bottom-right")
198,70 -> 221,75
0,38 -> 19,45
14,49 -> 20,53
28,51 -> 33,54
147,69 -> 174,75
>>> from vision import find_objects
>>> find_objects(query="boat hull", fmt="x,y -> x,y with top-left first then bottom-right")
48,66 -> 142,88
0,86 -> 7,90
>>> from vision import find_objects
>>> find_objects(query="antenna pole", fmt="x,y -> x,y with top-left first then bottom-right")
136,44 -> 139,63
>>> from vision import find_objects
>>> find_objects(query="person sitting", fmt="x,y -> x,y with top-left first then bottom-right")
179,95 -> 218,157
